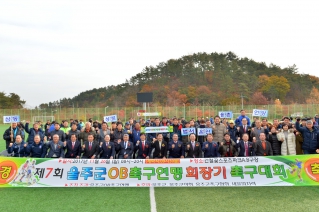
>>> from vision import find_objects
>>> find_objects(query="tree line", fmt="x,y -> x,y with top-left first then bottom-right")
0,92 -> 25,109
38,51 -> 319,109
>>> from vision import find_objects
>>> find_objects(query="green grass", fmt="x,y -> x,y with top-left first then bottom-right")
0,124 -> 9,151
155,187 -> 319,212
1,124 -> 319,212
0,188 -> 150,212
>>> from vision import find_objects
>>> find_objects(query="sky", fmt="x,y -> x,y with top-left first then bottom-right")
0,0 -> 318,108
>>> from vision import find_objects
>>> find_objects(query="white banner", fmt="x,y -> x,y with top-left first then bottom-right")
3,156 -> 319,187
142,126 -> 171,133
219,111 -> 233,119
103,115 -> 117,123
181,128 -> 196,136
197,128 -> 212,136
3,115 -> 20,123
137,112 -> 161,116
252,109 -> 268,117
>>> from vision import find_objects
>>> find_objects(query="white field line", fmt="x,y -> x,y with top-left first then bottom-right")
150,186 -> 157,212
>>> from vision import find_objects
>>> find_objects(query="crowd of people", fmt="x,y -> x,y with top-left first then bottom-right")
2,110 -> 319,159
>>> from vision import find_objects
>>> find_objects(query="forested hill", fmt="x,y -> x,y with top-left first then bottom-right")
39,51 -> 319,108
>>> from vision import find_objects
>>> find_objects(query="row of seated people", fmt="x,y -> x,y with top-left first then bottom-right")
7,131 -> 278,158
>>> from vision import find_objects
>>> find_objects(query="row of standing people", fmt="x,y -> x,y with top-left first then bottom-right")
7,129 -> 279,159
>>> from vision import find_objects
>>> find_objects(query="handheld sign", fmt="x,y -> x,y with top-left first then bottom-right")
219,111 -> 233,119
137,112 -> 161,117
103,115 -> 117,123
252,109 -> 268,117
141,126 -> 173,133
181,128 -> 196,136
197,128 -> 213,136
3,115 -> 20,123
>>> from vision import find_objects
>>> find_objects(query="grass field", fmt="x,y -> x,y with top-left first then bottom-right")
1,124 -> 319,212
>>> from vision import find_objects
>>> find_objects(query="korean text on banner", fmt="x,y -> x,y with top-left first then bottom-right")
197,128 -> 213,136
181,128 -> 196,136
1,155 -> 319,187
103,115 -> 117,123
219,111 -> 233,119
252,109 -> 268,117
141,126 -> 173,133
3,115 -> 20,123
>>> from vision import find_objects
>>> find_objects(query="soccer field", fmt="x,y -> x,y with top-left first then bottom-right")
1,124 -> 319,212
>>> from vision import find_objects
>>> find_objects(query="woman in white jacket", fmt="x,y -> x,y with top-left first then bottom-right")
277,124 -> 296,155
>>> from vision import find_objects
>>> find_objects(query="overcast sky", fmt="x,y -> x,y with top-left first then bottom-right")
0,0 -> 318,108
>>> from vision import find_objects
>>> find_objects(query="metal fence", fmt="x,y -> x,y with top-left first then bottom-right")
1,104 -> 319,124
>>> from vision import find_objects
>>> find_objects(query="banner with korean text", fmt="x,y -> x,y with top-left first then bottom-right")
0,155 -> 319,187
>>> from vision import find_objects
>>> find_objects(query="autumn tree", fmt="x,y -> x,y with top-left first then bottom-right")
306,87 -> 319,104
250,92 -> 268,105
260,75 -> 290,101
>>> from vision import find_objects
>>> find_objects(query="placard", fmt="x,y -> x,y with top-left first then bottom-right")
219,111 -> 233,119
3,115 -> 20,123
181,128 -> 196,136
137,112 -> 161,117
197,128 -> 213,136
252,109 -> 268,117
103,115 -> 117,123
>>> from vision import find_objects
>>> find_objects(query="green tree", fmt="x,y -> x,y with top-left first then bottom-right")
261,75 -> 290,101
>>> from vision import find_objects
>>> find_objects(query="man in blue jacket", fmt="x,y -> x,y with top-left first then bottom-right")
235,110 -> 251,127
99,134 -> 115,159
26,135 -> 46,158
8,135 -> 27,157
202,134 -> 219,158
296,119 -> 319,154
25,121 -> 45,144
168,133 -> 185,158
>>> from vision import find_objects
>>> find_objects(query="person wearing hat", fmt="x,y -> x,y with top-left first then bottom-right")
295,118 -> 319,154
227,120 -> 238,142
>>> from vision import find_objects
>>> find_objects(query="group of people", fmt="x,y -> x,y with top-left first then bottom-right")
2,109 -> 319,159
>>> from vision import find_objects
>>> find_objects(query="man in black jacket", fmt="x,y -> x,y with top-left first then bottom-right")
3,122 -> 25,150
